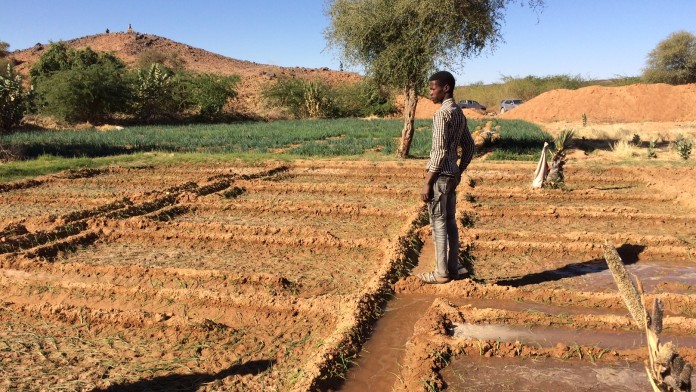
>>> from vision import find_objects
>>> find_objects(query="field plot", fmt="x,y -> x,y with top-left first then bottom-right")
0,160 -> 425,391
391,161 -> 696,391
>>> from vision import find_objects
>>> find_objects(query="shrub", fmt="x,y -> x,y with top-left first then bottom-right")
177,73 -> 240,120
647,139 -> 657,159
34,61 -> 130,123
333,78 -> 396,117
674,134 -> 692,160
31,43 -> 130,123
263,78 -> 335,119
0,64 -> 28,131
264,77 -> 395,119
136,48 -> 185,71
130,63 -> 176,121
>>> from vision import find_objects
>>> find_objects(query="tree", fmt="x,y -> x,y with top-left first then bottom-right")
31,43 -> 130,123
326,0 -> 543,157
643,30 -> 696,85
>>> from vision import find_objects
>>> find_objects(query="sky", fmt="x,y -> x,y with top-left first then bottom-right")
2,0 -> 695,85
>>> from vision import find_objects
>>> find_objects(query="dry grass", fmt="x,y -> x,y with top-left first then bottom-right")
610,139 -> 641,159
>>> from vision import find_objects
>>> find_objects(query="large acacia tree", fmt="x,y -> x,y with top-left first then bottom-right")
326,0 -> 542,157
643,30 -> 696,85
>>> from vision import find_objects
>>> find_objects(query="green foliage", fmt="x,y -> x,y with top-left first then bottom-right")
674,134 -> 692,160
554,129 -> 575,152
34,61 -> 130,123
326,0 -> 543,156
643,30 -> 696,85
647,139 -> 657,159
136,48 -> 185,71
130,63 -> 176,121
30,42 -> 124,80
178,73 -> 240,120
264,77 -> 395,119
326,0 -> 541,90
31,43 -> 130,123
333,78 -> 396,117
264,78 -> 335,119
0,64 -> 28,131
631,133 -> 641,146
0,41 -> 10,71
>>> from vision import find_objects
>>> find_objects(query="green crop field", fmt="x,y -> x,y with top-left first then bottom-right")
0,118 -> 551,182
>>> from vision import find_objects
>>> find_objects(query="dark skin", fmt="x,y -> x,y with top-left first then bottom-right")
420,80 -> 453,203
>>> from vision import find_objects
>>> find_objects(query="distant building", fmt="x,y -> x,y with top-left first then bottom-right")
127,24 -> 134,34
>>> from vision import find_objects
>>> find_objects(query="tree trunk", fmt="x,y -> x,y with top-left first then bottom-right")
396,84 -> 419,158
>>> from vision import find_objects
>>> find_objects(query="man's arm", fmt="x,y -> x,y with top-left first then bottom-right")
422,111 -> 448,202
458,121 -> 475,172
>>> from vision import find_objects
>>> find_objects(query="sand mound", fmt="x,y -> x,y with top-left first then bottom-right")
394,96 -> 485,120
500,83 -> 696,123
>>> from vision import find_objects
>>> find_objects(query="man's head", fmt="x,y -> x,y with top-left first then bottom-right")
428,71 -> 455,104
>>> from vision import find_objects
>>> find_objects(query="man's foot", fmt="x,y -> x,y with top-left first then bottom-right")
448,264 -> 469,280
417,271 -> 451,284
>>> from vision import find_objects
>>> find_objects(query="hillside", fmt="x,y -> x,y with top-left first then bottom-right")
11,31 -> 361,119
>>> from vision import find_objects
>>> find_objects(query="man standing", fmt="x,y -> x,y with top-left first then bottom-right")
418,71 -> 475,284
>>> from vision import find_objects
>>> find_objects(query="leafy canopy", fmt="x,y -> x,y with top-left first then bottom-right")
643,30 -> 696,85
326,0 -> 542,89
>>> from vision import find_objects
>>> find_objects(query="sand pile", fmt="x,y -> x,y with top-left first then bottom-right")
500,83 -> 696,123
394,96 -> 485,120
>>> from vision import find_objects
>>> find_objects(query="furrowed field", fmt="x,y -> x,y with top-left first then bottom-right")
2,118 -> 695,391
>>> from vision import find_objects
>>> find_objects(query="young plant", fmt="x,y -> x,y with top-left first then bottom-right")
675,134 -> 693,160
647,139 -> 658,159
545,129 -> 575,188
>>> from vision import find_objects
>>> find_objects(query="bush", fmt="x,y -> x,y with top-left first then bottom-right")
333,78 -> 396,117
264,77 -> 395,119
34,61 -> 130,123
136,48 -> 185,71
674,134 -> 692,160
177,73 -> 240,120
263,78 -> 335,119
31,43 -> 130,123
130,63 -> 176,121
0,64 -> 28,131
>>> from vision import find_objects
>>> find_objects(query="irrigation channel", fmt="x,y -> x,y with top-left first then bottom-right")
340,162 -> 696,391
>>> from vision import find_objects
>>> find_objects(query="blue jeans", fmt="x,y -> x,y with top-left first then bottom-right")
428,175 -> 459,278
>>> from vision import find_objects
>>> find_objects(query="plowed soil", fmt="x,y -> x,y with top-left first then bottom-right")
0,161 -> 426,391
3,158 -> 696,391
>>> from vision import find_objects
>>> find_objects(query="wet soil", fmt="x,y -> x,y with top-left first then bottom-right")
441,356 -> 652,391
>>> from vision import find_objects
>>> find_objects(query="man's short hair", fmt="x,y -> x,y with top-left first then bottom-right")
429,71 -> 456,91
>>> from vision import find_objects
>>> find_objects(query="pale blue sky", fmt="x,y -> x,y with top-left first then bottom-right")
2,1 -> 695,85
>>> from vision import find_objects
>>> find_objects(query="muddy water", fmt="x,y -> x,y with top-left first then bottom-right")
530,260 -> 696,294
340,295 -> 435,392
452,322 -> 696,349
441,355 -> 652,391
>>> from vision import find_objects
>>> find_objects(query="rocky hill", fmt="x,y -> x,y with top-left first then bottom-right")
11,31 -> 361,119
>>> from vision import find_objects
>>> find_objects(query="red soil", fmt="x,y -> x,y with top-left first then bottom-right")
500,83 -> 696,123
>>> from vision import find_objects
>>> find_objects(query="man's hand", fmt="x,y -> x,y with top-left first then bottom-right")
421,171 -> 438,203
420,183 -> 433,203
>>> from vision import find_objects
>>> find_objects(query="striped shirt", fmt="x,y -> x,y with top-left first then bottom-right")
426,98 -> 475,175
